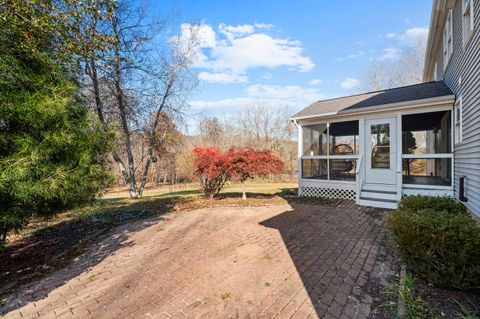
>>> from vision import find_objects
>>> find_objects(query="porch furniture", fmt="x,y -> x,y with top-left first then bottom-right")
330,144 -> 354,178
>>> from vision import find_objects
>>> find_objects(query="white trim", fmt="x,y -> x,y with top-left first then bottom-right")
396,114 -> 403,200
401,153 -> 453,159
402,187 -> 454,198
300,179 -> 355,185
443,9 -> 453,71
403,184 -> 453,190
297,123 -> 303,192
302,155 -> 359,160
462,0 -> 475,47
455,96 -> 463,144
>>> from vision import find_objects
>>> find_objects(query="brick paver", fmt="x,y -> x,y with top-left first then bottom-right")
0,202 -> 398,318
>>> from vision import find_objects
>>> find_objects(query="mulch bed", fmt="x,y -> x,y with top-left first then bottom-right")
415,277 -> 480,318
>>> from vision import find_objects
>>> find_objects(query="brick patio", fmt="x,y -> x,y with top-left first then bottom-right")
1,202 -> 399,318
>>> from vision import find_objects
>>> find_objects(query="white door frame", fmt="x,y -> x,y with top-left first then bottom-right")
364,117 -> 397,186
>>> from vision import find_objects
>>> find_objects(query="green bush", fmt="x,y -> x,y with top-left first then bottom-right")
398,196 -> 469,215
387,197 -> 480,290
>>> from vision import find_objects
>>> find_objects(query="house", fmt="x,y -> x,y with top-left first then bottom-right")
292,0 -> 479,215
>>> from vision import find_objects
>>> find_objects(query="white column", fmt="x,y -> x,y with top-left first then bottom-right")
357,118 -> 365,202
396,114 -> 402,200
297,124 -> 303,195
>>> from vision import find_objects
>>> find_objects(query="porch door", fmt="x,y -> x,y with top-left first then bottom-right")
365,118 -> 396,185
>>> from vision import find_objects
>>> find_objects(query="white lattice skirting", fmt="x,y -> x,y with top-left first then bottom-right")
299,181 -> 356,200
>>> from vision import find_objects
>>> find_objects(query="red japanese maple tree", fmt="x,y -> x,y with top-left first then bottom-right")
192,147 -> 231,198
193,147 -> 284,199
227,148 -> 284,200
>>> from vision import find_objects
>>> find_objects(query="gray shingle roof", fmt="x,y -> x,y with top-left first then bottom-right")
292,81 -> 454,119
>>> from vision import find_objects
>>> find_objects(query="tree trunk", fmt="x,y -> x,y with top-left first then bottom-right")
87,57 -> 133,193
241,181 -> 247,200
112,18 -> 138,199
138,150 -> 153,196
137,81 -> 174,196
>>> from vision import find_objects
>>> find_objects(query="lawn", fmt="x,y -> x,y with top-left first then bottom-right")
0,181 -> 297,297
104,181 -> 298,199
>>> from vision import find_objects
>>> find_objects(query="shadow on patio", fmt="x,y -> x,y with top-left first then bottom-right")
260,199 -> 399,318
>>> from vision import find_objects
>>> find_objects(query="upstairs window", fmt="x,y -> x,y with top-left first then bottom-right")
443,9 -> 453,69
455,97 -> 463,144
463,0 -> 475,46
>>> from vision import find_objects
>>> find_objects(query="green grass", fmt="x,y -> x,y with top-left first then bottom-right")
383,272 -> 438,318
10,182 -> 297,242
104,181 -> 297,199
221,292 -> 232,300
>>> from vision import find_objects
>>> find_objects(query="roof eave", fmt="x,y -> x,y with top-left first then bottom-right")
423,0 -> 456,82
423,0 -> 442,82
290,94 -> 455,121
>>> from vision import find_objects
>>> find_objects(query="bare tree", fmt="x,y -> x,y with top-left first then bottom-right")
198,117 -> 225,148
79,0 -> 200,198
360,40 -> 426,91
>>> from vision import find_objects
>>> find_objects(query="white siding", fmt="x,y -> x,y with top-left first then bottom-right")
434,0 -> 480,216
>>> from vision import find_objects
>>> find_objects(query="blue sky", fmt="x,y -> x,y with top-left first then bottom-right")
153,0 -> 433,131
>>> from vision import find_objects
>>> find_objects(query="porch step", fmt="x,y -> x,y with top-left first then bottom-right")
360,190 -> 397,201
357,198 -> 398,209
361,183 -> 396,193
358,187 -> 399,209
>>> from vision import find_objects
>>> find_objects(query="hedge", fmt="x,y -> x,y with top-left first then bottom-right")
387,196 -> 480,290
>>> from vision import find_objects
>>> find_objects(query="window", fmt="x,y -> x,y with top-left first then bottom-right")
301,121 -> 359,181
455,97 -> 463,144
433,62 -> 438,81
443,9 -> 453,69
370,124 -> 391,169
463,0 -> 475,46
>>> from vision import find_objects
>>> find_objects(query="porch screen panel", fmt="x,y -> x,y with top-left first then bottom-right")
301,121 -> 359,182
401,111 -> 453,186
302,124 -> 327,156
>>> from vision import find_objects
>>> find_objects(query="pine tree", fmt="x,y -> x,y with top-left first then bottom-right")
0,0 -> 113,245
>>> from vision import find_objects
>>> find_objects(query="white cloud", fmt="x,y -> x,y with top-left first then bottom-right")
207,33 -> 314,72
378,47 -> 402,61
246,84 -> 324,101
218,23 -> 255,40
198,71 -> 247,84
180,23 -> 216,48
180,23 -> 315,83
340,78 -> 360,89
309,79 -> 324,86
384,27 -> 428,45
254,23 -> 274,29
400,27 -> 429,45
190,84 -> 325,109
261,73 -> 272,80
336,51 -> 365,61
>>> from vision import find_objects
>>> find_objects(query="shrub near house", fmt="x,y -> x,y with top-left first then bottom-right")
387,196 -> 480,290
